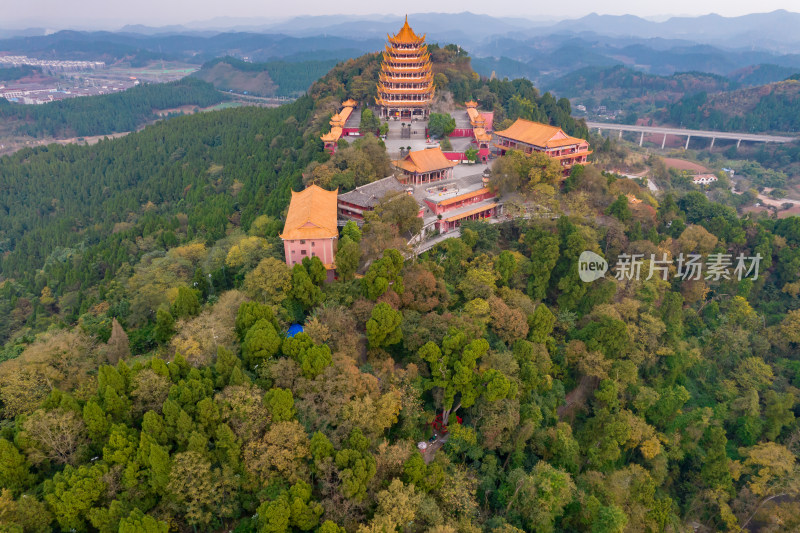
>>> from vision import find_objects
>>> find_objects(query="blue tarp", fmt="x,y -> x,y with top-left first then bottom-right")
286,324 -> 304,337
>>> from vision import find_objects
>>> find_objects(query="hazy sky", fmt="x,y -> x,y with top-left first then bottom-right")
4,0 -> 799,29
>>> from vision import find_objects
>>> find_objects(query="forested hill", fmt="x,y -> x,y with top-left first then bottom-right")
0,95 -> 320,334
1,46 -> 800,533
547,65 -> 735,99
192,56 -> 339,97
0,78 -> 226,138
661,78 -> 800,133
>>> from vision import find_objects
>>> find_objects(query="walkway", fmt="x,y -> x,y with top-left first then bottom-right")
587,121 -> 798,149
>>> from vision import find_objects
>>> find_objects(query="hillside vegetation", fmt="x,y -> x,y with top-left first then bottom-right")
0,51 -> 799,533
0,78 -> 227,138
192,56 -> 339,97
663,79 -> 800,132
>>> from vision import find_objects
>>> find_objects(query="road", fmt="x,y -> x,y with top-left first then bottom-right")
587,121 -> 798,147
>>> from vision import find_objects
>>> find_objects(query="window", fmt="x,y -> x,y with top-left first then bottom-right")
300,240 -> 306,244
300,249 -> 307,255
311,242 -> 316,247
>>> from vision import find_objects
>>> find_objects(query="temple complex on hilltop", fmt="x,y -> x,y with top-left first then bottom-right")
393,147 -> 457,185
321,99 -> 358,154
494,118 -> 592,173
375,16 -> 435,120
280,185 -> 339,281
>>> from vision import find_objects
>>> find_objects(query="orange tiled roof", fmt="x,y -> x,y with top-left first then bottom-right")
495,118 -> 588,149
465,101 -> 478,108
393,147 -> 457,174
437,187 -> 494,207
388,16 -> 424,43
444,202 -> 498,222
321,126 -> 342,143
342,99 -> 358,108
280,185 -> 339,241
473,128 -> 492,142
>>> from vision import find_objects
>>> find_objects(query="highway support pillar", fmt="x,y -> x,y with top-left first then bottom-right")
685,136 -> 691,150
639,131 -> 644,147
710,137 -> 715,149
661,133 -> 667,149
737,139 -> 742,149
619,130 -> 622,139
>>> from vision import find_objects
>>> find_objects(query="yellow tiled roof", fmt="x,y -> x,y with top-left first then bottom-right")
465,101 -> 478,108
444,202 -> 498,222
393,147 -> 458,174
342,99 -> 358,108
280,185 -> 339,241
320,126 -> 342,143
437,187 -> 493,207
388,16 -> 424,43
473,128 -> 492,142
495,118 -> 588,149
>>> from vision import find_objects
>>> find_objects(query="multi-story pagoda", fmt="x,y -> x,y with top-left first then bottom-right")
375,16 -> 435,120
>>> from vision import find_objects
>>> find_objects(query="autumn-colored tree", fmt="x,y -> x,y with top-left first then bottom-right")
244,420 -> 311,485
243,257 -> 292,306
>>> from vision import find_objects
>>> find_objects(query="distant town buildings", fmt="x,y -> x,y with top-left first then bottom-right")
375,17 -> 434,120
494,118 -> 592,173
280,185 -> 339,280
0,55 -> 105,73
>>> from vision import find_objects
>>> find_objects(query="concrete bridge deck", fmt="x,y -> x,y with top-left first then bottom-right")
586,121 -> 798,149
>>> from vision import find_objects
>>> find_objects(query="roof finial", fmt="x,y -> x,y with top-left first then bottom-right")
405,14 -> 408,24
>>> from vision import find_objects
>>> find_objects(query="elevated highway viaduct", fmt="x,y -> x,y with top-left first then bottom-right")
586,121 -> 798,150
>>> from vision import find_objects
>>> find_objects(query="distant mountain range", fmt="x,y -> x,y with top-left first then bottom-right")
2,10 -> 800,96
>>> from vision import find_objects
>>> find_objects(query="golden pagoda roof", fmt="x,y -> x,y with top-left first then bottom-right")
280,185 -> 339,241
494,118 -> 588,149
383,51 -> 431,64
385,44 -> 427,55
342,99 -> 358,108
381,64 -> 431,74
388,15 -> 425,44
465,101 -> 478,108
377,83 -> 434,94
380,71 -> 432,82
393,147 -> 457,174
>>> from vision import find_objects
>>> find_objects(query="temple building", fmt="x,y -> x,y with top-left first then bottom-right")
321,99 -> 358,154
375,16 -> 435,120
337,176 -> 408,221
280,185 -> 339,281
393,147 -> 457,185
465,101 -> 493,162
494,118 -> 592,173
424,183 -> 499,234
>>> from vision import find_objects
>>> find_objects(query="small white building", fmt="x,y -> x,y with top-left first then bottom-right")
693,174 -> 718,185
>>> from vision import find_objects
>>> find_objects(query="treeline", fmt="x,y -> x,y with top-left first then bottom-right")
547,64 -> 734,99
663,86 -> 800,133
0,78 -> 227,138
